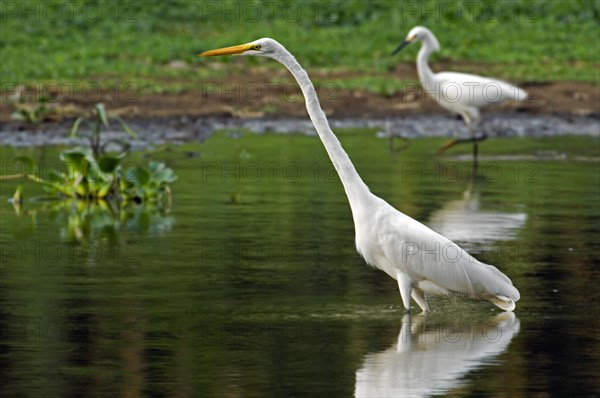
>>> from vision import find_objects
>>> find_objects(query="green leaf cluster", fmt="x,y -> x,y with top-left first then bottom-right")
2,103 -> 177,207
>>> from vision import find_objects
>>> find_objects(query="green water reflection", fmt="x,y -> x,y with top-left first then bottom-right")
1,132 -> 598,397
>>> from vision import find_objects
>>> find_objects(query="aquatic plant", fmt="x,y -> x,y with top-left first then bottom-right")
10,98 -> 50,124
2,104 -> 177,206
69,103 -> 137,158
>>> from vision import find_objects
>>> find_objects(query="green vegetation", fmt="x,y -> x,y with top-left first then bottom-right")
1,0 -> 598,96
2,104 -> 177,204
1,104 -> 178,243
4,146 -> 176,203
69,103 -> 136,156
42,199 -> 174,243
10,96 -> 51,123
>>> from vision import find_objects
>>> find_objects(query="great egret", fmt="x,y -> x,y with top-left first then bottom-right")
392,26 -> 528,160
199,38 -> 520,312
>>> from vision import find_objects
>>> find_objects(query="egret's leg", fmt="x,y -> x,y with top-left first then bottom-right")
396,272 -> 413,313
411,289 -> 430,313
472,133 -> 489,166
437,115 -> 475,155
437,135 -> 488,154
436,139 -> 459,154
467,121 -> 479,165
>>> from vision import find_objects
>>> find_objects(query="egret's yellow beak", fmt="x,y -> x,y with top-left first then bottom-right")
198,43 -> 254,57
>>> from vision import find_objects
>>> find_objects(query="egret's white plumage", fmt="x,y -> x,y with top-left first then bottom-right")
393,26 -> 527,157
200,38 -> 520,312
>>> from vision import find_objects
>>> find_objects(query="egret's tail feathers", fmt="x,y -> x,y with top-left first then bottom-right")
489,295 -> 516,312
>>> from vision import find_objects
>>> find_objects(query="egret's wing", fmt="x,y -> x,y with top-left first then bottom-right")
376,206 -> 519,303
436,72 -> 527,108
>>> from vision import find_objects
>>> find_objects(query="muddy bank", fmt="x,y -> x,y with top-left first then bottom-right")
1,68 -> 598,148
1,113 -> 597,149
1,68 -> 598,123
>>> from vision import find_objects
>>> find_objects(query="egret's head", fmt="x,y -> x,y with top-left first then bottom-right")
392,26 -> 440,55
198,38 -> 283,59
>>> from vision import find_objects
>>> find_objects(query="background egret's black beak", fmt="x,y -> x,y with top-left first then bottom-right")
391,40 -> 412,56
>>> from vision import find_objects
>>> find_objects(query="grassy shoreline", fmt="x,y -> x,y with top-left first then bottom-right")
1,0 -> 598,96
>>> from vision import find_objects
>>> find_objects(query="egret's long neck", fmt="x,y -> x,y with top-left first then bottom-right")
274,50 -> 372,209
416,42 -> 436,91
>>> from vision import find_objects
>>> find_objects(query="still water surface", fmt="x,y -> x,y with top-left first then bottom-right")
1,131 -> 598,397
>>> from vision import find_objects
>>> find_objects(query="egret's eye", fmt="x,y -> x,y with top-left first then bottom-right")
253,45 -> 261,50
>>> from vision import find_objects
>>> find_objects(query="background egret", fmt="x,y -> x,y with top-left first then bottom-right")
200,38 -> 520,312
392,26 -> 528,161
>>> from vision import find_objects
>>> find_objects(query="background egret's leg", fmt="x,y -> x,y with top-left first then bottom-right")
436,138 -> 459,154
467,120 -> 479,164
436,134 -> 488,155
437,113 -> 474,155
396,272 -> 413,313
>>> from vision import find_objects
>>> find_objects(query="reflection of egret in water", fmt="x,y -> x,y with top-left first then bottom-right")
355,312 -> 519,398
377,120 -> 411,155
428,179 -> 527,243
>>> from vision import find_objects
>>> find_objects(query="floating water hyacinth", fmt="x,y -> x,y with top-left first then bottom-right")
2,104 -> 177,207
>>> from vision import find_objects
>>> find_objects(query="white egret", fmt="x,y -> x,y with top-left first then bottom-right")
392,26 -> 528,160
200,38 -> 520,312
